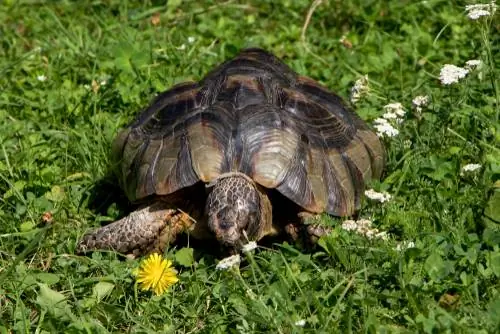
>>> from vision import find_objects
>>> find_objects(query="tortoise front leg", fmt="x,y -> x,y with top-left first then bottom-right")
76,202 -> 195,258
284,212 -> 333,245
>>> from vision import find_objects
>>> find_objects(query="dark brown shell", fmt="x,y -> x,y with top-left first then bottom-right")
113,48 -> 385,216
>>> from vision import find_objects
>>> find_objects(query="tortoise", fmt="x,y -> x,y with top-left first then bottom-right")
77,48 -> 385,257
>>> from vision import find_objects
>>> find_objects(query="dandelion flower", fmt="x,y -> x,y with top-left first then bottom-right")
461,163 -> 482,173
37,75 -> 47,82
365,189 -> 392,203
133,253 -> 178,295
350,75 -> 369,104
439,64 -> 469,85
465,2 -> 497,20
241,241 -> 257,253
216,254 -> 241,270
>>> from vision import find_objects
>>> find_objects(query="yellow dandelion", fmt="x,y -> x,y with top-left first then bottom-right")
133,253 -> 179,295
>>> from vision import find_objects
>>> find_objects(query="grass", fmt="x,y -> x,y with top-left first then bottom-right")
0,0 -> 499,332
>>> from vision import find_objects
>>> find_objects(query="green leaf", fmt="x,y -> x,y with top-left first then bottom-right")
424,252 -> 453,281
488,298 -> 500,325
488,252 -> 500,277
92,281 -> 115,302
483,228 -> 500,247
36,283 -> 71,319
19,221 -> 36,232
483,189 -> 500,227
175,247 -> 194,267
45,185 -> 65,202
35,273 -> 60,285
3,180 -> 26,199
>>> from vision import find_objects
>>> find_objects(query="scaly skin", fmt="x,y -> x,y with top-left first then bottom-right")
77,202 -> 195,258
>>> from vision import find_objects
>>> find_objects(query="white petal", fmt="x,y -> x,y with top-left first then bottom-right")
241,241 -> 257,253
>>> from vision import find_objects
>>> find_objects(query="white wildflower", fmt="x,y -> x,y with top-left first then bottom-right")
382,112 -> 399,120
241,241 -> 257,253
83,84 -> 90,90
350,75 -> 369,104
373,119 -> 399,138
465,59 -> 482,69
341,219 -> 389,241
215,254 -> 241,270
374,102 -> 405,137
461,163 -> 482,173
356,219 -> 373,229
375,231 -> 389,241
395,241 -> 416,251
177,44 -> 186,50
412,95 -> 429,112
187,36 -> 195,43
439,64 -> 469,85
37,75 -> 47,82
465,2 -> 497,20
374,117 -> 389,125
365,189 -> 392,203
384,102 -> 406,117
341,220 -> 358,231
294,319 -> 306,327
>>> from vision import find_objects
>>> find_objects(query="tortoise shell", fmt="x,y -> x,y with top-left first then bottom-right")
113,48 -> 385,216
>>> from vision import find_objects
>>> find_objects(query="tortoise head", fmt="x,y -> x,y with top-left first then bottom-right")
205,173 -> 261,247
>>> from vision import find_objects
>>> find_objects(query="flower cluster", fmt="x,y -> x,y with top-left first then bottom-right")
373,103 -> 406,138
341,219 -> 389,240
439,64 -> 469,85
215,254 -> 241,270
439,59 -> 484,85
373,118 -> 399,137
412,95 -> 430,113
241,241 -> 257,253
383,103 -> 406,122
364,189 -> 392,203
350,75 -> 369,104
395,240 -> 416,251
461,163 -> 482,176
465,59 -> 482,70
465,2 -> 497,20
